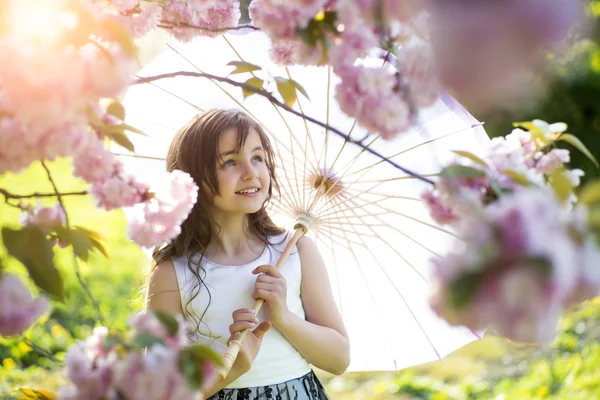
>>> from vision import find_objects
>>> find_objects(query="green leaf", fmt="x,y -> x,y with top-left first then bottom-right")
578,180 -> 600,205
151,309 -> 180,336
123,123 -> 147,136
501,169 -> 534,187
227,61 -> 262,75
131,332 -> 164,349
452,150 -> 489,168
54,226 -> 94,261
2,227 -> 64,300
101,124 -> 135,152
106,100 -> 125,121
76,226 -> 110,259
513,121 -> 547,144
449,273 -> 481,309
274,77 -> 297,108
103,334 -> 122,351
549,168 -> 573,203
440,165 -> 487,180
558,133 -> 599,168
242,77 -> 264,99
290,79 -> 310,101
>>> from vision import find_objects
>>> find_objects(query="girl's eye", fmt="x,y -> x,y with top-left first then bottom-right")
252,155 -> 263,162
222,160 -> 235,167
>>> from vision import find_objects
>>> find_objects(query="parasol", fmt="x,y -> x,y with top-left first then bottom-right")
120,30 -> 489,373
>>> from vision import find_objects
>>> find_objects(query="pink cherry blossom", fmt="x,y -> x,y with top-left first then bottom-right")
162,0 -> 241,41
0,273 -> 49,337
429,188 -> 580,343
20,203 -> 66,230
73,137 -> 122,183
127,170 -> 199,247
535,148 -> 570,174
129,311 -> 189,350
90,173 -> 149,210
335,65 -> 412,139
428,0 -> 586,108
397,41 -> 440,108
60,328 -> 119,400
250,0 -> 326,40
113,346 -> 199,400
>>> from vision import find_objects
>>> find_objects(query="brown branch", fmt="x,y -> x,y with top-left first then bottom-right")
40,162 -> 106,325
0,188 -> 88,200
133,71 -> 435,185
158,21 -> 259,33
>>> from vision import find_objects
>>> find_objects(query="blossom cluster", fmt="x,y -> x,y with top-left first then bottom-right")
429,189 -> 600,344
0,273 -> 49,337
422,120 -> 584,226
58,311 -> 218,400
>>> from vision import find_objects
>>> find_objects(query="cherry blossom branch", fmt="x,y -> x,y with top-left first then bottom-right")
134,71 -> 435,185
158,21 -> 259,33
0,188 -> 88,200
41,162 -> 106,325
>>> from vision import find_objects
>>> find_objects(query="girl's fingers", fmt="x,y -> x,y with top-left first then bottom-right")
252,265 -> 283,279
231,309 -> 258,323
227,331 -> 241,346
254,282 -> 277,292
229,320 -> 258,335
255,273 -> 279,284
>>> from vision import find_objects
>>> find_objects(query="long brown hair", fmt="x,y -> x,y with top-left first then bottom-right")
152,109 -> 284,337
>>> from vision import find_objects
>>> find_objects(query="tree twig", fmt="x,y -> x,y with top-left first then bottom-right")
134,71 -> 435,185
40,162 -> 106,325
0,188 -> 88,200
158,22 -> 259,33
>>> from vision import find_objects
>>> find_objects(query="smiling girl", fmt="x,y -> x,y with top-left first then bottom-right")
146,109 -> 350,399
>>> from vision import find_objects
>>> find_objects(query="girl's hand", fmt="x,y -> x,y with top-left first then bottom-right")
227,308 -> 271,374
252,264 -> 290,328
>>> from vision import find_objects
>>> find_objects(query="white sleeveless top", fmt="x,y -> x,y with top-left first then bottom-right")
171,232 -> 311,388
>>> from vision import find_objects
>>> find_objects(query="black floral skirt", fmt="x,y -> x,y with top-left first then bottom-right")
209,371 -> 330,400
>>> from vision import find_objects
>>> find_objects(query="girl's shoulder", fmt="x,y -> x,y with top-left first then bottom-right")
266,230 -> 294,252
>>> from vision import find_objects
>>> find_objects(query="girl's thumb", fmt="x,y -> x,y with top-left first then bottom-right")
252,320 -> 272,339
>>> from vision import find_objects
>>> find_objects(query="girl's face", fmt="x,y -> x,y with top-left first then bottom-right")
212,128 -> 271,215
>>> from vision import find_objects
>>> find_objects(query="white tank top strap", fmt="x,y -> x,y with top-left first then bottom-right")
171,232 -> 311,388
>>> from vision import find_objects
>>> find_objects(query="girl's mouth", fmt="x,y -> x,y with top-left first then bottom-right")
236,188 -> 261,196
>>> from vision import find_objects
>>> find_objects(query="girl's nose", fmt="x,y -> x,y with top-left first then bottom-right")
242,162 -> 258,181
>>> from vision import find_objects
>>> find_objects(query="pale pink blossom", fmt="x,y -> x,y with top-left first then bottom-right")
73,137 -> 122,183
420,189 -> 458,225
129,311 -> 189,350
0,273 -> 49,337
113,346 -> 199,400
429,0 -> 586,108
336,0 -> 423,27
398,41 -> 440,107
250,0 -> 326,40
20,203 -> 66,230
121,2 -> 163,38
429,188 -> 579,343
127,170 -> 199,247
90,173 -> 149,210
163,0 -> 241,41
60,329 -> 119,400
335,65 -> 412,139
535,148 -> 570,174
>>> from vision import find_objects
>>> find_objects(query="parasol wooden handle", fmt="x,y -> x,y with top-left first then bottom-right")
218,226 -> 307,380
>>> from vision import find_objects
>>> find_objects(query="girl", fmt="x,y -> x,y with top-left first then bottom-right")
146,109 -> 350,399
